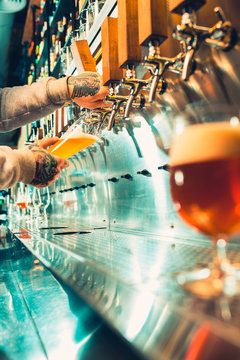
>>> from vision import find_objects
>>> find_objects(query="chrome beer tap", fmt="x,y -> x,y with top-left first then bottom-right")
105,84 -> 128,131
172,6 -> 237,80
203,7 -> 237,50
144,41 -> 172,102
144,39 -> 192,89
121,66 -> 149,119
91,107 -> 112,133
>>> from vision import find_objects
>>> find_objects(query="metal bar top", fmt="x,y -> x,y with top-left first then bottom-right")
7,218 -> 240,360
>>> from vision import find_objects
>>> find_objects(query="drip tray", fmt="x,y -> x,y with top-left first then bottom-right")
52,227 -> 107,236
54,231 -> 91,235
39,226 -> 69,230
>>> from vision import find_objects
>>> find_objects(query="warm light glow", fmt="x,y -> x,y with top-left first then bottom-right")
230,116 -> 240,126
174,170 -> 184,186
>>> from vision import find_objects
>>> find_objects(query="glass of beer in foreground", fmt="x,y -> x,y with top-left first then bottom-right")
48,116 -> 99,159
169,104 -> 240,298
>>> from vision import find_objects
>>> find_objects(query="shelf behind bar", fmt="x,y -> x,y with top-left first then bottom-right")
52,0 -> 117,78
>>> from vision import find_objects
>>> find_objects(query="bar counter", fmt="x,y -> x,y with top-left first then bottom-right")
3,217 -> 240,360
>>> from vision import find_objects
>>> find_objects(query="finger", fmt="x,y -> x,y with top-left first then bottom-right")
38,137 -> 59,149
88,99 -> 109,110
55,157 -> 70,169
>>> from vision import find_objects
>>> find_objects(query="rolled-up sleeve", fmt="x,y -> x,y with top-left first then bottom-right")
0,146 -> 35,189
0,77 -> 70,132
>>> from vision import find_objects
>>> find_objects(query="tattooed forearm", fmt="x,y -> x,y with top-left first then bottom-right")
68,73 -> 100,98
30,149 -> 58,186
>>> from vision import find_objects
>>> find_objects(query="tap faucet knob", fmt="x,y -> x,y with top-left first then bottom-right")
121,77 -> 149,93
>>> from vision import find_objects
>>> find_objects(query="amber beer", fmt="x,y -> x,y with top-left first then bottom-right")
17,202 -> 29,209
170,122 -> 240,240
48,132 -> 98,159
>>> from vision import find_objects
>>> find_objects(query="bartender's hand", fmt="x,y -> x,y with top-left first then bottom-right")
67,72 -> 108,109
28,137 -> 69,188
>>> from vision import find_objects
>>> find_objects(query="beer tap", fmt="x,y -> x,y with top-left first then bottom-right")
91,107 -> 112,133
142,39 -> 191,87
101,16 -> 126,130
138,0 -> 168,102
121,67 -> 149,119
105,91 -> 128,130
203,7 -> 237,50
117,0 -> 148,120
144,41 -> 168,102
170,0 -> 237,80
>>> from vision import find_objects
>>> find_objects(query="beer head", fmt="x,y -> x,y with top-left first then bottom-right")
170,122 -> 240,166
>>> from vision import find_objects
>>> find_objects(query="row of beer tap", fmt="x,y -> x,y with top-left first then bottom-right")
26,0 -> 237,143
90,0 -> 237,131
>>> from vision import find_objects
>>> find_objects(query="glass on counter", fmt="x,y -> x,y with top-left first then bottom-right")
169,103 -> 240,298
71,24 -> 87,43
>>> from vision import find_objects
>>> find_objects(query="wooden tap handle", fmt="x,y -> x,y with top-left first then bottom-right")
71,40 -> 96,72
138,0 -> 168,47
169,0 -> 206,14
101,17 -> 123,86
117,0 -> 142,68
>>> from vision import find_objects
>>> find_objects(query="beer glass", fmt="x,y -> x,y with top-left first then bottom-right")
26,186 -> 36,224
39,187 -> 51,223
86,0 -> 95,32
32,188 -> 42,223
71,23 -> 87,43
16,183 -> 30,220
48,113 -> 99,159
169,104 -> 240,298
60,46 -> 68,74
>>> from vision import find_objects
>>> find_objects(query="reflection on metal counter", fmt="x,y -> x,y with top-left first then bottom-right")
0,230 -> 143,360
5,0 -> 240,359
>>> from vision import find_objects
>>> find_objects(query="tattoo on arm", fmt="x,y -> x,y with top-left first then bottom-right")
30,149 -> 58,186
68,73 -> 100,98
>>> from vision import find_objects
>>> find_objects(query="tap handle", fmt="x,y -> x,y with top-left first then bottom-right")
214,6 -> 226,23
105,94 -> 128,104
121,78 -> 149,96
138,0 -> 168,47
71,40 -> 96,73
101,17 -> 123,86
118,0 -> 142,68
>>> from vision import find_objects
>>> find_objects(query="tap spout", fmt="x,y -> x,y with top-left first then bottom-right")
105,95 -> 128,130
121,78 -> 149,119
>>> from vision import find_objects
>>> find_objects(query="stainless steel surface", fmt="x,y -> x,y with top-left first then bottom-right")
7,219 -> 240,360
0,229 -> 143,360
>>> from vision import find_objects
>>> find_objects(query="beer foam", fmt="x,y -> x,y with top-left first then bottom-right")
170,122 -> 240,166
61,130 -> 98,140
